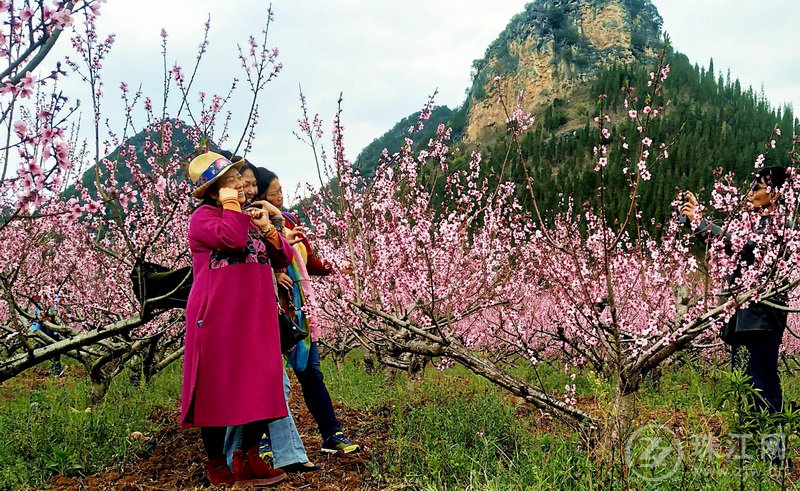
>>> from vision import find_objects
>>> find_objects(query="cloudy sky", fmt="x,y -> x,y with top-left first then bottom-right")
50,0 -> 800,199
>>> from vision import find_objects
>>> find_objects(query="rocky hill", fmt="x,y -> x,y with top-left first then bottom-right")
465,0 -> 661,141
354,0 -> 797,227
356,0 -> 664,172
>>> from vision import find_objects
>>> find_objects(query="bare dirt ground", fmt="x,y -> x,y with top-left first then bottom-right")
47,397 -> 392,490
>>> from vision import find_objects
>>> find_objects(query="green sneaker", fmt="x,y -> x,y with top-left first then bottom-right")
321,431 -> 360,454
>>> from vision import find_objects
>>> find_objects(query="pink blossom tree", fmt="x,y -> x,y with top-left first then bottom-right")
1,1 -> 100,230
298,40 -> 799,450
0,4 -> 282,401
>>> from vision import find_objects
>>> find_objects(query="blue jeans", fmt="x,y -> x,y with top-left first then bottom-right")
224,369 -> 309,468
293,341 -> 341,440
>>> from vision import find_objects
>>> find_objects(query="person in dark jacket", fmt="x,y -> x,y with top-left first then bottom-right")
680,165 -> 791,414
256,168 -> 361,454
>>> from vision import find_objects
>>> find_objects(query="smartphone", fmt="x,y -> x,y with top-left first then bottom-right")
677,192 -> 688,225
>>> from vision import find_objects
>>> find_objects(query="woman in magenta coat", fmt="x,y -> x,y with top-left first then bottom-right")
181,151 -> 295,486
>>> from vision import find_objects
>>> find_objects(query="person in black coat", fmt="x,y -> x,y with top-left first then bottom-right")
680,165 -> 791,414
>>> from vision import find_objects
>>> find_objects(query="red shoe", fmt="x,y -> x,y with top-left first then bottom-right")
204,456 -> 235,487
231,449 -> 286,487
245,446 -> 287,485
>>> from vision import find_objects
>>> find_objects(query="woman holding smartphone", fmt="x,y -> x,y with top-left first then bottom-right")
181,151 -> 294,487
259,168 -> 361,455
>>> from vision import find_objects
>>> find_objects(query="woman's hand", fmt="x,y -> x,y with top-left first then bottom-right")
680,191 -> 698,222
218,187 -> 239,203
285,227 -> 305,245
246,207 -> 270,229
276,272 -> 293,290
249,200 -> 282,218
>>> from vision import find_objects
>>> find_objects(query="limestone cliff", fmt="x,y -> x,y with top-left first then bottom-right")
464,0 -> 662,142
355,0 -> 664,172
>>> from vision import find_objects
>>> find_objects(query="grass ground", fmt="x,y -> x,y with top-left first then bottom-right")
2,353 -> 800,489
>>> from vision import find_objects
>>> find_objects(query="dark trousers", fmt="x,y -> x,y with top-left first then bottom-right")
732,327 -> 784,414
293,341 -> 341,439
201,420 -> 269,459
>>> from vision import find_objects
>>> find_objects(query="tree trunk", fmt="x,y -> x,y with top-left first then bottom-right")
613,384 -> 637,437
363,350 -> 378,374
0,316 -> 143,383
129,358 -> 142,387
90,373 -> 110,405
147,346 -> 185,382
334,351 -> 346,371
442,341 -> 595,424
406,353 -> 428,381
607,374 -> 640,458
348,301 -> 596,425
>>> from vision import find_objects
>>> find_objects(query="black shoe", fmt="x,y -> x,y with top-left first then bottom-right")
279,462 -> 319,473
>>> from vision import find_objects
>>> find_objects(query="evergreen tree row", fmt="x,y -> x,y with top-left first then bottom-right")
356,49 -> 797,236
